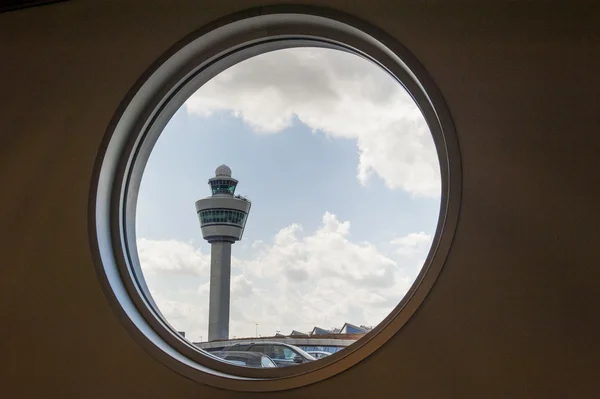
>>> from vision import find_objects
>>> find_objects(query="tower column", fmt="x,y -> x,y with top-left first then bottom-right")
208,240 -> 232,341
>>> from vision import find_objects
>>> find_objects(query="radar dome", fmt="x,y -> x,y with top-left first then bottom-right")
215,164 -> 232,177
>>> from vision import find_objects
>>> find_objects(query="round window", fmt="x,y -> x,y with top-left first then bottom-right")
90,6 -> 460,392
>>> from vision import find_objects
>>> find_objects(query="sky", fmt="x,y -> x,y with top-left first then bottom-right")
135,47 -> 441,342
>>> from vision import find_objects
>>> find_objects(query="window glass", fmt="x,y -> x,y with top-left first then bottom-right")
250,344 -> 266,355
270,345 -> 293,360
199,210 -> 249,225
282,347 -> 296,360
133,45 -> 445,377
293,346 -> 315,360
261,356 -> 277,368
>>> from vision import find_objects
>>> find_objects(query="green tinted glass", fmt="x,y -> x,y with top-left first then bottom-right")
200,210 -> 245,226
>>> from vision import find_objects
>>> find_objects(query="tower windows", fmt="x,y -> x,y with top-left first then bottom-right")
199,209 -> 247,226
210,179 -> 237,195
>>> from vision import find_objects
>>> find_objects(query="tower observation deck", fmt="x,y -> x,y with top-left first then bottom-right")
195,165 -> 251,341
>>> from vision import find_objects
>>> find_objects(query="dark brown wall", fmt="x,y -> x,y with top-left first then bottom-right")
1,1 -> 599,397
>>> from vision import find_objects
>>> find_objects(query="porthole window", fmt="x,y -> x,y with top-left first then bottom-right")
90,6 -> 460,392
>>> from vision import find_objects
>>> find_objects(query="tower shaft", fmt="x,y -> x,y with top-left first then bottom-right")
208,241 -> 232,341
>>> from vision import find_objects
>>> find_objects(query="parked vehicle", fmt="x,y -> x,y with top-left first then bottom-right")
212,351 -> 278,368
222,342 -> 316,367
307,350 -> 331,359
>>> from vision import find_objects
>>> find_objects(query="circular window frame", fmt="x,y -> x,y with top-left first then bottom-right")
89,5 -> 461,392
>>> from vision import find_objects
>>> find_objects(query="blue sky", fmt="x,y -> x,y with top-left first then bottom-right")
135,48 -> 440,341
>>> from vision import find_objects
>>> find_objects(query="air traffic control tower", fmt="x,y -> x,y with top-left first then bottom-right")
195,165 -> 251,341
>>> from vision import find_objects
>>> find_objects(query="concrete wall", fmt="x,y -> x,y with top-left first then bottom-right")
1,1 -> 600,397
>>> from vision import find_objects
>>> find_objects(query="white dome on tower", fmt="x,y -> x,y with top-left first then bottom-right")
215,164 -> 232,177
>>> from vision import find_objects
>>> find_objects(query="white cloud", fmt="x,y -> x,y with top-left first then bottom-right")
138,213 -> 431,339
137,238 -> 210,276
185,48 -> 440,197
149,290 -> 209,340
230,212 -> 410,336
231,274 -> 253,297
246,212 -> 396,288
391,232 -> 433,256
